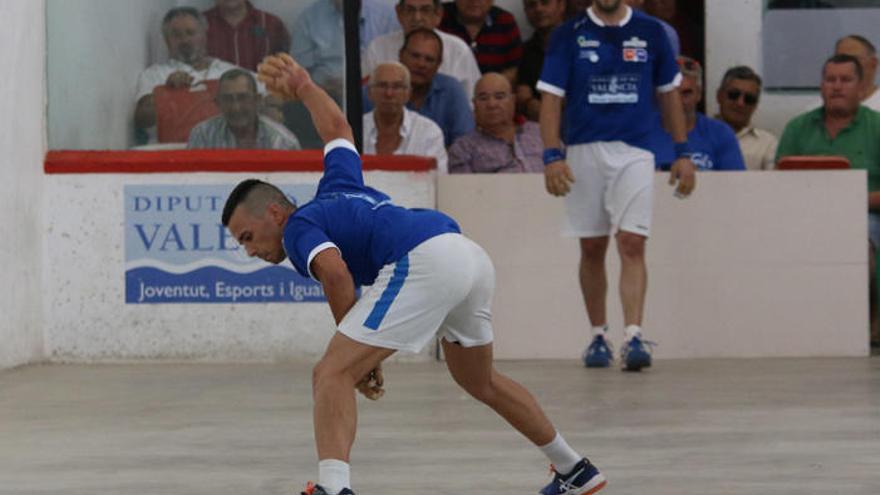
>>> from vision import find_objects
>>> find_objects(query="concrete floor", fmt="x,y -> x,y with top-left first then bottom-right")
1,358 -> 878,495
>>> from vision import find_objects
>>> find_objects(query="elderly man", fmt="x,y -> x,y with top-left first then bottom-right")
516,0 -> 567,121
188,69 -> 301,149
134,7 -> 242,143
363,0 -> 481,101
203,0 -> 290,72
661,56 -> 745,171
714,65 -> 778,170
439,0 -> 524,83
363,63 -> 448,172
835,35 -> 880,110
449,73 -> 543,173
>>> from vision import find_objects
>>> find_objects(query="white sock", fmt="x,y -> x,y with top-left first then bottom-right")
590,324 -> 608,338
318,459 -> 350,495
538,432 -> 582,475
624,324 -> 642,341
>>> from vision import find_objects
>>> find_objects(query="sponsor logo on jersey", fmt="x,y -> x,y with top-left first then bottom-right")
623,48 -> 648,63
580,50 -> 600,63
623,36 -> 648,48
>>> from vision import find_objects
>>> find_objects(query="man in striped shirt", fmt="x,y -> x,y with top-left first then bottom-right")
439,0 -> 524,84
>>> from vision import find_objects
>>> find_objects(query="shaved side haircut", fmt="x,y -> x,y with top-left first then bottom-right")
222,179 -> 295,226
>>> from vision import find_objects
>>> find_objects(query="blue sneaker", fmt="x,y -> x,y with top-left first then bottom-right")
582,334 -> 613,368
540,458 -> 607,495
621,336 -> 653,371
301,482 -> 355,495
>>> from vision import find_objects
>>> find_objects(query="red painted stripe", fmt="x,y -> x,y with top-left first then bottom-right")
44,150 -> 437,174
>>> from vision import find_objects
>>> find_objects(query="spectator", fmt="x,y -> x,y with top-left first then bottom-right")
439,1 -> 524,83
363,0 -> 482,102
644,0 -> 702,62
291,0 -> 398,103
777,54 -> 880,245
203,0 -> 290,72
188,69 -> 301,150
363,63 -> 448,172
626,0 -> 680,55
566,0 -> 591,18
538,0 -> 696,371
449,73 -> 543,173
516,0 -> 567,121
715,65 -> 778,170
135,7 -> 243,144
835,35 -> 880,110
661,57 -> 745,171
364,29 -> 474,146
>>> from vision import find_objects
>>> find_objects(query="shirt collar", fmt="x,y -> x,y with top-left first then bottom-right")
587,5 -> 632,27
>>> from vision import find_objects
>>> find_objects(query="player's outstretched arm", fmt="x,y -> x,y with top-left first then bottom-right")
257,53 -> 354,145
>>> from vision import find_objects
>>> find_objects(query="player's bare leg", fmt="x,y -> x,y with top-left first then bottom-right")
441,339 -> 555,444
579,236 -> 610,326
312,332 -> 395,461
616,231 -> 647,327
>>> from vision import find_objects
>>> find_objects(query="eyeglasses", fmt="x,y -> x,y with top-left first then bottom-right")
677,57 -> 701,72
726,89 -> 759,106
371,81 -> 409,92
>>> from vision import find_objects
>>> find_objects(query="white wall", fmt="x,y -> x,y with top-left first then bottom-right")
0,0 -> 46,369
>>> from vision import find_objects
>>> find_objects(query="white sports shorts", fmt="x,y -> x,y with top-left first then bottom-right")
563,141 -> 655,238
338,233 -> 495,353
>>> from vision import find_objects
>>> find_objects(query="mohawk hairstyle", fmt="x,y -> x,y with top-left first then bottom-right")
221,179 -> 295,226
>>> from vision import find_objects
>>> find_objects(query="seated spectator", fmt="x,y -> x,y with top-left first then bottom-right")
715,66 -> 778,170
363,63 -> 448,172
660,57 -> 745,171
626,0 -> 680,55
188,69 -> 301,149
777,54 -> 880,243
363,0 -> 481,102
366,29 -> 475,147
449,73 -> 543,173
203,0 -> 290,72
439,0 -> 524,83
516,0 -> 567,121
835,35 -> 880,110
135,7 -> 244,144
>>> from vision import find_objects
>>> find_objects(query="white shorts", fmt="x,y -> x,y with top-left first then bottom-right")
563,141 -> 655,238
338,233 -> 495,353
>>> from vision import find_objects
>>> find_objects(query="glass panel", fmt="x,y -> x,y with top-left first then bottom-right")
763,1 -> 880,89
46,0 -> 355,151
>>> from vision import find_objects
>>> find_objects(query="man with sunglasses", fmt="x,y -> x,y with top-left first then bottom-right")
188,69 -> 301,149
715,66 -> 778,171
660,56 -> 745,172
538,0 -> 696,371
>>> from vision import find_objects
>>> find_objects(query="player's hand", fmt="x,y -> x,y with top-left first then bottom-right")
257,53 -> 312,102
356,365 -> 385,401
668,157 -> 697,198
544,160 -> 575,197
165,71 -> 194,88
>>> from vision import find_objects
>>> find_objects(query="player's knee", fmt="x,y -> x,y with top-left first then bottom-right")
580,239 -> 607,262
311,358 -> 348,393
617,233 -> 646,259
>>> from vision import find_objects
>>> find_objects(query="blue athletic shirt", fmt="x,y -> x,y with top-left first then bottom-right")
282,139 -> 461,287
537,7 -> 681,164
658,114 -> 746,171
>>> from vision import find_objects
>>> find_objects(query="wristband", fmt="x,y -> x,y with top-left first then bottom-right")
542,148 -> 565,166
673,141 -> 691,158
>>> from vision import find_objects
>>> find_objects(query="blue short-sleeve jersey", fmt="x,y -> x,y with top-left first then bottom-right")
537,7 -> 680,163
658,114 -> 746,171
283,139 -> 460,286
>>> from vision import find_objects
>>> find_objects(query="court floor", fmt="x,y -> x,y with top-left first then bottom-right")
1,357 -> 878,495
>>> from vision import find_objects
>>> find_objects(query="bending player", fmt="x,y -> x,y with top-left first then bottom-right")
220,53 -> 606,495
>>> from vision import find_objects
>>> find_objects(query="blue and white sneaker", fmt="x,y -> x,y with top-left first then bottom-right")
540,458 -> 607,495
620,336 -> 653,371
582,335 -> 613,368
301,482 -> 355,495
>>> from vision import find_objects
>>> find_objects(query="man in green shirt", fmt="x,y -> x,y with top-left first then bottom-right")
777,53 -> 880,349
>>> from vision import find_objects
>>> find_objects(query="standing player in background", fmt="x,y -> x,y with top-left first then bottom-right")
225,53 -> 607,495
538,0 -> 696,371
